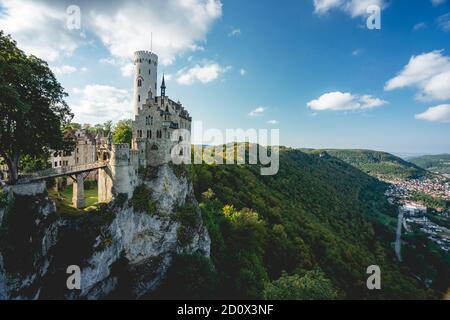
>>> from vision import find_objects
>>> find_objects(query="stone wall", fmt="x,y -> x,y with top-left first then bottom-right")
5,181 -> 46,197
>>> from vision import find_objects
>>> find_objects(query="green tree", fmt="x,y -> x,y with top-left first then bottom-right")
263,270 -> 338,300
102,120 -> 113,136
156,254 -> 219,299
0,32 -> 74,182
64,122 -> 82,132
112,119 -> 132,146
20,154 -> 50,173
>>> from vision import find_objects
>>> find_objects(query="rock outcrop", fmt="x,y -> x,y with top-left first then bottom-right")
0,164 -> 210,299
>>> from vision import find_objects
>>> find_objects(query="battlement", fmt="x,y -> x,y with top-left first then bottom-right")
112,143 -> 130,151
133,51 -> 158,64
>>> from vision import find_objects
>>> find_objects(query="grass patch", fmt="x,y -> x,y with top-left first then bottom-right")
48,183 -> 100,216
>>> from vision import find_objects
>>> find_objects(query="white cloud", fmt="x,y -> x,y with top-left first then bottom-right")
313,0 -> 386,17
0,0 -> 222,67
120,63 -> 135,78
88,0 -> 222,66
352,48 -> 363,56
99,57 -> 118,65
307,91 -> 387,111
415,104 -> 450,123
267,120 -> 279,125
0,0 -> 83,61
413,22 -> 427,31
240,68 -> 247,76
313,0 -> 342,15
175,62 -> 230,85
100,57 -> 133,77
431,0 -> 446,6
437,13 -> 450,32
70,84 -> 132,124
248,107 -> 266,117
385,50 -> 450,101
51,65 -> 77,75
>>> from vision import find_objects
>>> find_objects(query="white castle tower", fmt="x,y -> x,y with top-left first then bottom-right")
99,49 -> 192,202
133,50 -> 158,116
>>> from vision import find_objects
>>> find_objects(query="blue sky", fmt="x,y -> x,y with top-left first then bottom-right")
1,0 -> 449,154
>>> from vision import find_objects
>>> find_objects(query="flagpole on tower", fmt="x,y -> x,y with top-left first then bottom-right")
151,32 -> 153,53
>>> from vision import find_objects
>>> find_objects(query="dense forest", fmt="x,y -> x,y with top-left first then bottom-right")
305,149 -> 427,179
409,154 -> 450,175
153,146 -> 441,300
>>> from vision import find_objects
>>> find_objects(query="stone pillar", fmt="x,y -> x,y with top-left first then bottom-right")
72,173 -> 85,209
98,167 -> 113,203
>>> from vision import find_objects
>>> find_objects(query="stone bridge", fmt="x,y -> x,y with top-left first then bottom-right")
16,162 -> 108,209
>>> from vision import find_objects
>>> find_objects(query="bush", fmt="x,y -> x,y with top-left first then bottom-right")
263,270 -> 338,300
170,162 -> 187,178
130,184 -> 156,215
0,188 -> 8,209
175,203 -> 198,228
115,193 -> 129,208
155,254 -> 219,299
97,231 -> 114,251
177,225 -> 194,247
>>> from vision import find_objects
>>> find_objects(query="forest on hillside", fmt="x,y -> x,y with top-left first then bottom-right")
153,147 -> 448,300
306,149 -> 427,179
409,154 -> 450,175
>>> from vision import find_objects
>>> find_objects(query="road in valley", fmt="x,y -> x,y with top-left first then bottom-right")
395,208 -> 404,262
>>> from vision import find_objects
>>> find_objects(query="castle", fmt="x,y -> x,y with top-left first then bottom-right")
98,50 -> 192,202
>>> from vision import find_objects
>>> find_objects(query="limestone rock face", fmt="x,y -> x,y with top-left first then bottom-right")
0,164 -> 210,299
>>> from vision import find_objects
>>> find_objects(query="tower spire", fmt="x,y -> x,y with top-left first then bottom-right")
161,74 -> 166,97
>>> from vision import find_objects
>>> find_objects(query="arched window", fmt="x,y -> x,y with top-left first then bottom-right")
137,79 -> 142,87
138,95 -> 141,102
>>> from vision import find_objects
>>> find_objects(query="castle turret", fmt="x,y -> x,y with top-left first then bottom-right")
133,50 -> 158,116
161,74 -> 166,97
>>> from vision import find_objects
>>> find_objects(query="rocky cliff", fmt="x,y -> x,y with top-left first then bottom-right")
0,164 -> 210,299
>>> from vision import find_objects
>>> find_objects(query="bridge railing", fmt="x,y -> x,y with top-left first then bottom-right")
17,162 -> 107,183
